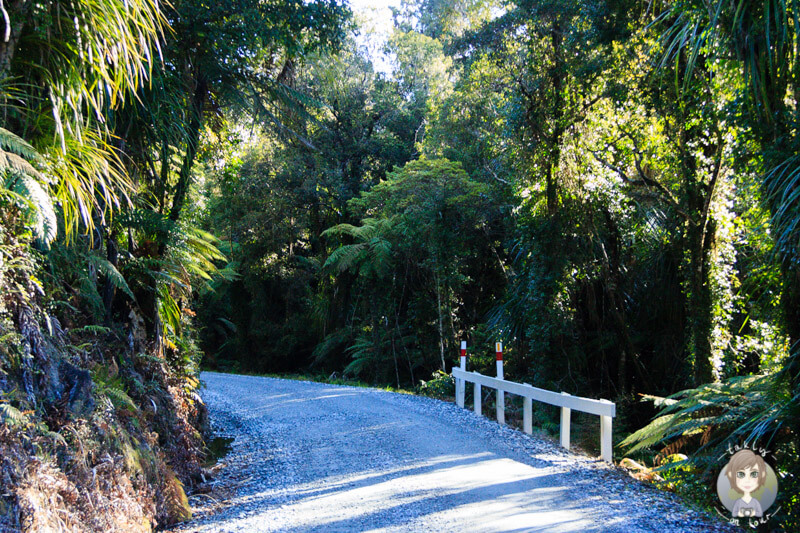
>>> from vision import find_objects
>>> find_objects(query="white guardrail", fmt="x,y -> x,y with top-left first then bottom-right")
451,349 -> 615,463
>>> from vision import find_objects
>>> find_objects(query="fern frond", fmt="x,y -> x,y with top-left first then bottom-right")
621,374 -> 788,457
0,151 -> 44,180
99,386 -> 138,413
3,172 -> 58,244
0,403 -> 29,427
157,284 -> 182,337
117,208 -> 176,238
75,325 -> 112,335
312,328 -> 353,365
215,317 -> 237,334
40,428 -> 68,447
88,255 -> 136,300
323,243 -> 365,273
0,128 -> 44,164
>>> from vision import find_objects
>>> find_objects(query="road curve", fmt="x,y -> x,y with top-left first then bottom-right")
169,372 -> 733,533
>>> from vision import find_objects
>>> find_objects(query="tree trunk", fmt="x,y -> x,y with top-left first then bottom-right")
687,219 -> 715,386
391,333 -> 400,389
435,266 -> 445,372
0,0 -> 31,77
780,261 -> 800,390
601,209 -> 635,394
168,76 -> 207,223
682,147 -> 715,386
546,22 -> 564,216
102,227 -> 119,326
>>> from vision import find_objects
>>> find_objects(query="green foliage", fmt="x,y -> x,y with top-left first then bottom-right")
2,172 -> 57,246
88,256 -> 135,301
93,367 -> 139,414
417,370 -> 455,399
0,403 -> 30,428
621,374 -> 791,458
0,128 -> 57,245
323,219 -> 396,278
620,373 -> 799,528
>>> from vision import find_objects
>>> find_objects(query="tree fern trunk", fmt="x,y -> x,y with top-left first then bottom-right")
169,75 -> 207,223
0,0 -> 31,76
435,267 -> 445,372
102,226 -> 119,326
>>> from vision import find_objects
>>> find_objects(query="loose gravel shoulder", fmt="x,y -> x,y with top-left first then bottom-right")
167,372 -> 739,533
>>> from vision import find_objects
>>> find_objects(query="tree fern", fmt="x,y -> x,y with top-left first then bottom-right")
621,374 -> 791,464
323,218 -> 395,278
312,328 -> 353,366
0,127 -> 57,244
87,255 -> 135,301
3,172 -> 58,244
343,333 -> 381,377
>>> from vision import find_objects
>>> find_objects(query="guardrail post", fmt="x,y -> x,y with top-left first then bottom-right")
495,342 -> 504,424
560,392 -> 571,450
523,384 -> 532,435
451,367 -> 615,459
456,341 -> 467,408
600,399 -> 613,463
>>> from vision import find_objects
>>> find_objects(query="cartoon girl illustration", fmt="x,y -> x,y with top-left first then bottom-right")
724,449 -> 767,518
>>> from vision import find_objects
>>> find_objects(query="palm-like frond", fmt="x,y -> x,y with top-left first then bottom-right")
655,0 -> 792,120
621,374 -> 790,460
88,255 -> 135,301
1,124 -> 131,243
323,218 -> 395,278
2,171 -> 57,244
157,282 -> 183,339
1,0 -> 163,240
0,127 -> 57,244
46,129 -> 131,240
763,154 -> 800,257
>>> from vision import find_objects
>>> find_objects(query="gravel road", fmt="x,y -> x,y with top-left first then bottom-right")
168,372 -> 737,533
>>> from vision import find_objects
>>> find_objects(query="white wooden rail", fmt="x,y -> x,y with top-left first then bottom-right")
452,367 -> 616,462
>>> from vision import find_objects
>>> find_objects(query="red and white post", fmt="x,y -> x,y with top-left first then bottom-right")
495,342 -> 504,424
456,341 -> 467,407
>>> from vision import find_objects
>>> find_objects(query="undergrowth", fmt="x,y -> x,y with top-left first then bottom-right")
0,229 -> 210,531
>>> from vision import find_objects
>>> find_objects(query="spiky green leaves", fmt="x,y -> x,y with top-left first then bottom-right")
0,128 -> 57,245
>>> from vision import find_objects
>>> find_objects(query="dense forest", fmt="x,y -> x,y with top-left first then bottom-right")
1,0 -> 798,530
197,0 -> 799,526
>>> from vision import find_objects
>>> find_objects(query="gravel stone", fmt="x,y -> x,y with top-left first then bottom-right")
167,372 -> 740,533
